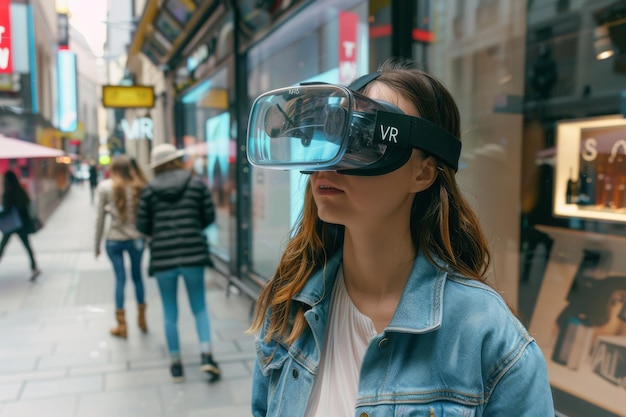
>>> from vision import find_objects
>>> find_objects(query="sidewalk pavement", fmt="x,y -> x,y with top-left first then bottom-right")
0,185 -> 257,417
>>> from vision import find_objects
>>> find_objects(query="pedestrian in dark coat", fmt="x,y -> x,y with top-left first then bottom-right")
89,161 -> 99,205
136,143 -> 220,383
0,170 -> 40,280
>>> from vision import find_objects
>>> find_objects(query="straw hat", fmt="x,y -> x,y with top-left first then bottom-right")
149,143 -> 186,168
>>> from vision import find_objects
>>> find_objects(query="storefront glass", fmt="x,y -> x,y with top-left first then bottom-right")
180,64 -> 235,262
427,1 -> 625,416
519,1 -> 626,415
246,0 -> 369,278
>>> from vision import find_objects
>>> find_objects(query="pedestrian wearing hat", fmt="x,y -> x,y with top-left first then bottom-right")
136,143 -> 220,383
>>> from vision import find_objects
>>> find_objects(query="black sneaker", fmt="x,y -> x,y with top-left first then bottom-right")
200,353 -> 221,382
170,361 -> 184,383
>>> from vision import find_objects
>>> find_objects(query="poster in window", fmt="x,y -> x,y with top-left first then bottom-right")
529,236 -> 626,417
532,116 -> 626,416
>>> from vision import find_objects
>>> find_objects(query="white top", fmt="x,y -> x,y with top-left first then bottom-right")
304,267 -> 378,417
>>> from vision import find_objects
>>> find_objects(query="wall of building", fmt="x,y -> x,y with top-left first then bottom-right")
32,0 -> 59,126
68,26 -> 100,160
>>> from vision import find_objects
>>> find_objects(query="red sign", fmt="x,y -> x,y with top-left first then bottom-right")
0,0 -> 12,74
338,11 -> 358,85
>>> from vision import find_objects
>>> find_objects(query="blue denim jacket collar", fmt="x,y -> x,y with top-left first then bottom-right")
291,249 -> 446,334
254,250 -> 555,417
292,250 -> 342,307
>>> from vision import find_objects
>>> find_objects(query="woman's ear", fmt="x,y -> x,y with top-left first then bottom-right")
411,155 -> 437,193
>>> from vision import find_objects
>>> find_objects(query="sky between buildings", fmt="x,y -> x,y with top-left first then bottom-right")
68,0 -> 108,56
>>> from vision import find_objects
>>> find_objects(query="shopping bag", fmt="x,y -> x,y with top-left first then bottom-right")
0,206 -> 23,234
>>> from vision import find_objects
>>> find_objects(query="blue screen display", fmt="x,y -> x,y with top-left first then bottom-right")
58,51 -> 77,132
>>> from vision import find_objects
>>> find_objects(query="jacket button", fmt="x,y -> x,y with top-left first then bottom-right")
292,368 -> 299,379
378,338 -> 390,348
359,413 -> 369,417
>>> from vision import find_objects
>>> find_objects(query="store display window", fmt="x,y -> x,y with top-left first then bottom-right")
246,0 -> 368,279
519,1 -> 626,415
555,116 -> 626,222
179,66 -> 234,262
154,10 -> 182,44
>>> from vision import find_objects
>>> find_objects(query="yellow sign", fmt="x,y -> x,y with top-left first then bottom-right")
102,85 -> 155,108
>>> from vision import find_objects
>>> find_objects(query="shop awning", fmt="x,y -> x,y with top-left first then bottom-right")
0,135 -> 65,159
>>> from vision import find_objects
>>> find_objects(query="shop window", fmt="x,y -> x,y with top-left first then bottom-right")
180,65 -> 234,262
164,0 -> 198,26
236,0 -> 301,36
246,0 -> 368,279
154,10 -> 183,44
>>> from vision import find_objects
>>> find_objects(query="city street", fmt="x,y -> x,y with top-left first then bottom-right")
0,185 -> 256,417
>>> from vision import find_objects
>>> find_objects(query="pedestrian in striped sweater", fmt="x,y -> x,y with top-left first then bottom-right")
136,143 -> 220,383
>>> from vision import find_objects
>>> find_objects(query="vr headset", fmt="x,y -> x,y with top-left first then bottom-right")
246,73 -> 461,176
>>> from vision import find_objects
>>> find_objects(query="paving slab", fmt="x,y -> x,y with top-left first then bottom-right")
0,186 -> 257,417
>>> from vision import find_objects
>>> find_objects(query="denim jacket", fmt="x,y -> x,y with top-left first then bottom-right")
252,251 -> 555,417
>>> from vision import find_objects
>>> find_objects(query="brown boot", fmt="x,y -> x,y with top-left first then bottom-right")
137,303 -> 148,333
110,309 -> 127,338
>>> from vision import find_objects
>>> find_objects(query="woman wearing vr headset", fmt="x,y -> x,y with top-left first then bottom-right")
248,58 -> 554,416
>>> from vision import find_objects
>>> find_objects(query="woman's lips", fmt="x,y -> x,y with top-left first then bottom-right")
315,182 -> 344,196
317,188 -> 343,196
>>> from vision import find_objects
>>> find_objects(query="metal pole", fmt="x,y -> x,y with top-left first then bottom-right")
391,0 -> 416,59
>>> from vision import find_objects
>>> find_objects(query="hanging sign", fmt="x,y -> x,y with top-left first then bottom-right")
338,11 -> 358,85
0,0 -> 13,74
102,85 -> 156,108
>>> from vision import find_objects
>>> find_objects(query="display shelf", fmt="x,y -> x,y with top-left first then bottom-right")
554,115 -> 626,222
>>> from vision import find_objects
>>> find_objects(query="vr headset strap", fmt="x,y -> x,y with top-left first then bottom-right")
374,111 -> 461,171
347,72 -> 381,91
349,72 -> 461,171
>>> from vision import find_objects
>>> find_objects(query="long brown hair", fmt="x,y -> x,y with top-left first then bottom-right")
2,170 -> 30,209
110,155 -> 146,222
249,58 -> 491,344
130,157 -> 148,183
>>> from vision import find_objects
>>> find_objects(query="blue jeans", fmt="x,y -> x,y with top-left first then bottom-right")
105,239 -> 145,309
154,266 -> 212,355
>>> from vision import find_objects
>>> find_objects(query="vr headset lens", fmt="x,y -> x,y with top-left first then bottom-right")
247,84 -> 390,171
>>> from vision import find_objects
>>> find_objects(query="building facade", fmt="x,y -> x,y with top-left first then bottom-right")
68,26 -> 100,162
128,1 -> 626,415
0,0 -> 67,221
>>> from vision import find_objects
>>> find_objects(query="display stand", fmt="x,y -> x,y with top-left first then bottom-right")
529,225 -> 626,416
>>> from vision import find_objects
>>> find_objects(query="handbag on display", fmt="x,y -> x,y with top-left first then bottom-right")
0,206 -> 24,234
